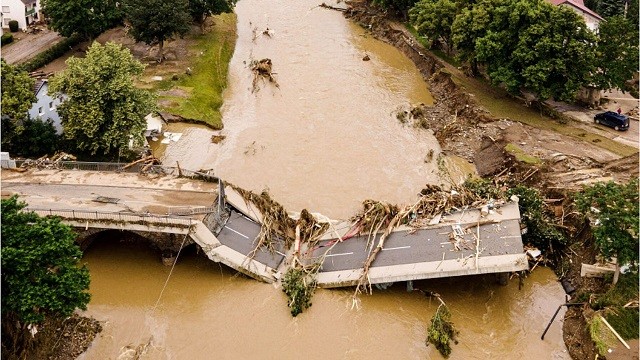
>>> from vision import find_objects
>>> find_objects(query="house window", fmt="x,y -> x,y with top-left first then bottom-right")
49,102 -> 55,110
38,107 -> 44,116
3,18 -> 12,26
2,6 -> 10,13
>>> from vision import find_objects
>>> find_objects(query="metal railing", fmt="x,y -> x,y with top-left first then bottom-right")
7,160 -> 217,182
27,208 -> 194,227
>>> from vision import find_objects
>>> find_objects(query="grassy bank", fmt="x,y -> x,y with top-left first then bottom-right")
157,13 -> 237,129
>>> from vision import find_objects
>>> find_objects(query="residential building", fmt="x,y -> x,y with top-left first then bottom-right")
1,0 -> 40,31
549,0 -> 604,31
28,79 -> 64,134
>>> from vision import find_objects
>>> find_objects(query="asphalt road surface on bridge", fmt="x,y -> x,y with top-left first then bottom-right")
310,219 -> 523,272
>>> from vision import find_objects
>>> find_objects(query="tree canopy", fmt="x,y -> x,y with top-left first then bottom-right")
188,0 -> 235,30
409,0 -> 458,54
575,179 -> 639,269
1,59 -> 36,123
41,0 -> 123,39
49,41 -> 155,155
591,16 -> 639,91
1,196 -> 90,325
123,0 -> 192,59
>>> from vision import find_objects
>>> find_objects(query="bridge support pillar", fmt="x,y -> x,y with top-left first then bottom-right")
406,280 -> 414,292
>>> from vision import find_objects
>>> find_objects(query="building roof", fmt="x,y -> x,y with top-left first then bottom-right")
33,79 -> 47,97
550,0 -> 604,21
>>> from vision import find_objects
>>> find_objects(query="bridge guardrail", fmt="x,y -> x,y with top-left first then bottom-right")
27,208 -> 194,227
6,160 -> 217,182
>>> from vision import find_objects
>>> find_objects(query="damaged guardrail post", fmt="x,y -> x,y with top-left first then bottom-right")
541,302 -> 585,340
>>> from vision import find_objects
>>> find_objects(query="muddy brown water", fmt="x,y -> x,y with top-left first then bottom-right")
80,238 -> 569,359
111,0 -> 570,358
159,0 -> 442,220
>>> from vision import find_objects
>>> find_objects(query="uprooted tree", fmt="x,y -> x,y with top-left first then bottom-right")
1,196 -> 91,359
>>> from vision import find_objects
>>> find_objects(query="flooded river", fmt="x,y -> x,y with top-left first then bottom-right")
80,238 -> 568,359
161,0 -> 439,220
87,0 -> 570,358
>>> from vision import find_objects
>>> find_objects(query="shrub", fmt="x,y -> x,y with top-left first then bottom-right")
1,33 -> 13,46
8,20 -> 19,32
19,34 -> 83,73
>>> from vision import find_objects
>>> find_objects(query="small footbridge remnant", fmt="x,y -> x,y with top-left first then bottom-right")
3,163 -> 529,287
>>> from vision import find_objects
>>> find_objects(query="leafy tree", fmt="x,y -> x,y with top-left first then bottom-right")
575,179 -> 639,283
373,0 -> 420,18
123,0 -> 192,60
188,0 -> 235,32
591,16 -> 639,92
451,0 -> 500,75
1,196 -> 90,357
1,59 -> 35,124
1,118 -> 60,158
462,0 -> 595,101
41,0 -> 123,40
49,42 -> 156,155
1,59 -> 37,149
409,0 -> 458,54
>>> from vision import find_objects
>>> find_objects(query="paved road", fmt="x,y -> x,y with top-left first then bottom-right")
311,219 -> 523,272
1,182 -> 215,214
2,30 -> 63,64
216,210 -> 285,269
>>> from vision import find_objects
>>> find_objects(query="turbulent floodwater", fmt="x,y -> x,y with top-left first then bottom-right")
161,0 -> 440,220
91,0 -> 570,358
80,239 -> 569,359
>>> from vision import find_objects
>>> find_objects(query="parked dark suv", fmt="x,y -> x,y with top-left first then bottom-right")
594,111 -> 630,131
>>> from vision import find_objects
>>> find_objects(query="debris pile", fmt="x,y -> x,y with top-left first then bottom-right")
250,58 -> 279,92
19,152 -> 77,170
123,155 -> 161,173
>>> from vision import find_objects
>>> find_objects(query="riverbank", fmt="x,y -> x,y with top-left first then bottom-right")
341,1 -> 638,359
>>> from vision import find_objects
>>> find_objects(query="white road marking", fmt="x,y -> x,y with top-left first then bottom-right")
325,252 -> 354,257
275,250 -> 286,257
224,226 -> 249,239
500,235 -> 521,239
382,246 -> 410,251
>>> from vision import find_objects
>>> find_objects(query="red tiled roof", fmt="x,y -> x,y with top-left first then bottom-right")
549,0 -> 604,21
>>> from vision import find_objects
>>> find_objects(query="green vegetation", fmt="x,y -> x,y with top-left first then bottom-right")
41,0 -> 123,40
158,13 -> 236,129
123,0 -> 192,60
588,315 -> 616,355
281,268 -> 316,317
1,59 -> 36,123
575,179 -> 639,272
426,303 -> 458,358
8,20 -> 18,32
1,33 -> 13,46
2,118 -> 60,158
508,185 -> 565,253
406,0 -> 639,101
19,34 -> 84,73
49,42 -> 156,155
1,196 -> 90,358
188,0 -> 235,31
504,143 -> 542,165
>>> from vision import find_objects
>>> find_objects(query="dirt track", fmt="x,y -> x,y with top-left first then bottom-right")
2,29 -> 62,64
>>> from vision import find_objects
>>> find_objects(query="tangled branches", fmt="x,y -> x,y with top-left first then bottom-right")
427,298 -> 458,358
250,58 -> 279,92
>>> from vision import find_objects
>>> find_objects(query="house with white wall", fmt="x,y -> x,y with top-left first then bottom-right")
1,0 -> 39,31
549,0 -> 604,31
28,79 -> 64,134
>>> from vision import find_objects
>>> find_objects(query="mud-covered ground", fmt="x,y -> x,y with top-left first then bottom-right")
341,1 -> 638,359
